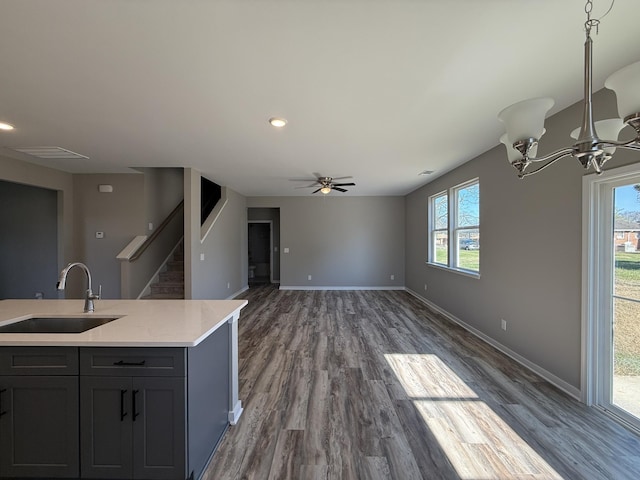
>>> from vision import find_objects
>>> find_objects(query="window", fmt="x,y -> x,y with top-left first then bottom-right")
431,192 -> 448,265
428,179 -> 480,274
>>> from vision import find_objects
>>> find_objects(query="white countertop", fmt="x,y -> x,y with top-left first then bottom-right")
0,299 -> 248,347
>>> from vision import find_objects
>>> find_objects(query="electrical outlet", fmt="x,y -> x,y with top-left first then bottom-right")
390,274 -> 395,280
501,319 -> 507,331
308,275 -> 312,281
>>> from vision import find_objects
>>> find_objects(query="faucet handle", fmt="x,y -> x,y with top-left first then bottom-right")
87,285 -> 101,301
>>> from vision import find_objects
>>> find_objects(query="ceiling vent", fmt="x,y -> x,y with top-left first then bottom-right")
11,146 -> 89,160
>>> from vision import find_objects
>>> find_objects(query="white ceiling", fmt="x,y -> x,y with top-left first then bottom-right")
1,0 -> 639,196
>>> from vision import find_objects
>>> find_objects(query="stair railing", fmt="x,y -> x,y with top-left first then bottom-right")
117,200 -> 184,299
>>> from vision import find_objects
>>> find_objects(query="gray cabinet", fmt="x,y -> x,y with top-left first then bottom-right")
0,347 -> 79,478
0,321 -> 232,480
80,348 -> 186,480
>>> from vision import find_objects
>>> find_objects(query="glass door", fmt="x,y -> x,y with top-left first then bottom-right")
609,183 -> 640,425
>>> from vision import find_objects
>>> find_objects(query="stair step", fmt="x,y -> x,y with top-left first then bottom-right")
141,293 -> 185,300
160,271 -> 184,282
167,260 -> 184,271
151,283 -> 184,295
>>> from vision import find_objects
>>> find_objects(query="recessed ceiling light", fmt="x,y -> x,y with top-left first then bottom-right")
0,122 -> 14,131
269,117 -> 287,128
419,170 -> 434,176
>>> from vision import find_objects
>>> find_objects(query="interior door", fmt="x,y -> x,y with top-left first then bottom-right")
248,222 -> 272,284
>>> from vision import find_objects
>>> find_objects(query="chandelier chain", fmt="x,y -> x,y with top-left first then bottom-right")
584,0 -> 616,35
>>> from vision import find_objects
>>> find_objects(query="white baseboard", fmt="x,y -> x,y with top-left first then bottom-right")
279,285 -> 406,291
405,288 -> 581,401
227,285 -> 249,300
228,400 -> 243,425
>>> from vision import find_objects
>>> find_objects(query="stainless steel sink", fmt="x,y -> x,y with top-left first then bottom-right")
0,316 -> 120,334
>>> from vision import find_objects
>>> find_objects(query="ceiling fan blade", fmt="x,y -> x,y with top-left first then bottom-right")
332,182 -> 356,187
289,178 -> 320,182
294,184 -> 319,189
333,187 -> 348,193
311,188 -> 322,194
331,176 -> 353,181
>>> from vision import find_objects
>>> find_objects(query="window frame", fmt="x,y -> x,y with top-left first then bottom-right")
428,178 -> 480,277
429,190 -> 449,267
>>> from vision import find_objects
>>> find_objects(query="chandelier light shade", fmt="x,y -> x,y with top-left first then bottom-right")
500,133 -> 522,164
571,118 -> 625,157
501,131 -> 543,164
498,97 -> 554,146
498,0 -> 640,178
605,61 -> 640,120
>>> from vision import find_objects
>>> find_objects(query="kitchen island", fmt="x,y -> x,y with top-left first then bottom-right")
0,299 -> 247,480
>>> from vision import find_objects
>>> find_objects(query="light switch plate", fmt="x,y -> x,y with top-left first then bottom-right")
95,231 -> 104,239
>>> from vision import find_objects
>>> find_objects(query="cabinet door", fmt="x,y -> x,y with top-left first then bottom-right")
0,375 -> 79,478
80,376 -> 133,479
132,376 -> 186,480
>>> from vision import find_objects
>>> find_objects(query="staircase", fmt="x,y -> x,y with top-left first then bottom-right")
142,242 -> 184,299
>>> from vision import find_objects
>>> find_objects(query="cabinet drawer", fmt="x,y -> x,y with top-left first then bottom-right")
80,347 -> 186,377
0,346 -> 78,375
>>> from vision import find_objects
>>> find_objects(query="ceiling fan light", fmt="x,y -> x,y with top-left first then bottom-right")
320,186 -> 331,194
0,122 -> 14,131
605,61 -> 640,120
498,97 -> 554,144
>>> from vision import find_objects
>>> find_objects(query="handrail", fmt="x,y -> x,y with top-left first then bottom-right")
130,200 -> 184,262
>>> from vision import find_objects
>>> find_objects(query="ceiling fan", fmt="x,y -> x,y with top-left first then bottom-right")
291,174 -> 356,194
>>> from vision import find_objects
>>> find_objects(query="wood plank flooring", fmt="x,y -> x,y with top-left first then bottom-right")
203,286 -> 640,479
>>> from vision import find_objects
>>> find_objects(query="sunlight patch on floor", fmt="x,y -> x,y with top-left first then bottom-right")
384,353 -> 563,480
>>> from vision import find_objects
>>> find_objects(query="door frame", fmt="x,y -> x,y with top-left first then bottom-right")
582,162 -> 640,433
248,220 -> 273,284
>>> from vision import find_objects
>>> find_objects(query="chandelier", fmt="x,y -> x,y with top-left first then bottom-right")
498,0 -> 640,178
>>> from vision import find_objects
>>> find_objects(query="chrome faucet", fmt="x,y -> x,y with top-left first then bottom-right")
57,262 -> 101,313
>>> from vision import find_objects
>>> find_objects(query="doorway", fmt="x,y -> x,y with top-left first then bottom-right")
0,180 -> 59,299
248,221 -> 272,285
583,164 -> 640,432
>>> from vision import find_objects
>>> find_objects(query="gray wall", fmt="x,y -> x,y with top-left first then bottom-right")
0,180 -> 58,299
405,88 -> 640,390
73,173 -> 146,299
247,196 -> 405,288
184,169 -> 247,299
248,207 -> 280,281
139,167 -> 184,230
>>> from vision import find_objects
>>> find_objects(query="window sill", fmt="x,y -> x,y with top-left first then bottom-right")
425,262 -> 481,279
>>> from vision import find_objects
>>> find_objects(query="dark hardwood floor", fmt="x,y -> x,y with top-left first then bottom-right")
204,286 -> 640,479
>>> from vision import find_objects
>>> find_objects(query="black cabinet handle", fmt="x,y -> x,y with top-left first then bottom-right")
120,389 -> 128,421
113,360 -> 146,367
0,388 -> 6,417
132,389 -> 139,422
